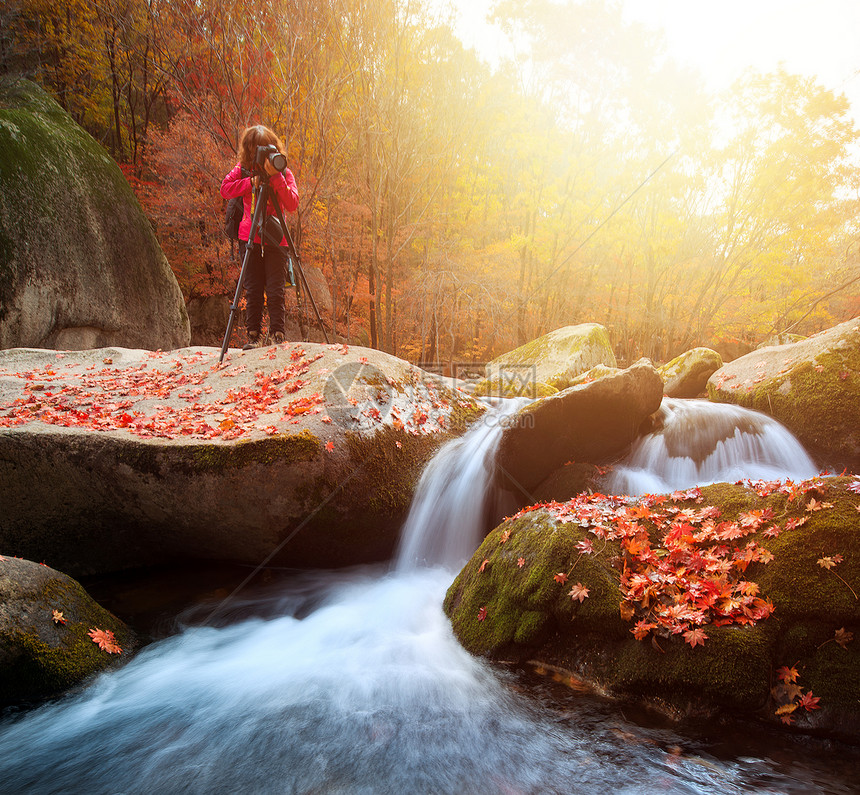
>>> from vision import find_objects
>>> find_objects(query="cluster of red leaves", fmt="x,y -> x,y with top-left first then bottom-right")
772,665 -> 820,725
49,606 -> 122,654
510,478 -> 838,648
0,348 -> 327,440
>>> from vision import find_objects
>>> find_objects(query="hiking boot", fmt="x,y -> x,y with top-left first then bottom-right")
273,331 -> 285,345
242,331 -> 261,350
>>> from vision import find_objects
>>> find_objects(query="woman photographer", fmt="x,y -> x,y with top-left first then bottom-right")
220,125 -> 298,348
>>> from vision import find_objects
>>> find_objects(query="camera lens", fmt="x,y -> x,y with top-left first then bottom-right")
268,151 -> 287,172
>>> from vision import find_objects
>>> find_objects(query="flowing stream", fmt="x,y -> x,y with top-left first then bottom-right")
0,398 -> 856,794
603,398 -> 818,496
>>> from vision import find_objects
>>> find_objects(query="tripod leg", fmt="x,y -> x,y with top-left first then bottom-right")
218,182 -> 271,363
269,198 -> 330,344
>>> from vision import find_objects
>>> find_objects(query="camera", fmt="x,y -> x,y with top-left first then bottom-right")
255,144 -> 287,173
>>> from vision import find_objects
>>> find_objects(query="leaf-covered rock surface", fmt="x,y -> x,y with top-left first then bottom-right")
0,342 -> 484,576
444,475 -> 860,737
707,316 -> 860,471
0,556 -> 136,706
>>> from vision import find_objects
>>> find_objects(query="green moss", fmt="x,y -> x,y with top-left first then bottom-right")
447,399 -> 487,435
113,430 -> 321,477
189,430 -> 321,471
445,477 -> 860,722
445,512 -> 628,656
0,78 -> 168,336
803,627 -> 860,710
709,342 -> 860,468
472,378 -> 558,399
485,324 -> 616,390
608,624 -> 773,710
344,426 -> 442,516
1,570 -> 134,705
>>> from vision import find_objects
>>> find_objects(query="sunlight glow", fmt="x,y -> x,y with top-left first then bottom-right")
446,0 -> 860,122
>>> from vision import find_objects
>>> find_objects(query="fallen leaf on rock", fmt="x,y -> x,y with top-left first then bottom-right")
88,627 -> 122,654
776,665 -> 799,684
52,609 -> 66,625
798,692 -> 821,711
683,627 -> 708,648
568,583 -> 590,603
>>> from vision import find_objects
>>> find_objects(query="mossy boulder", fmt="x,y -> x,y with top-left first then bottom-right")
484,324 -> 617,392
707,317 -> 860,470
0,342 -> 484,576
0,77 -> 189,351
471,377 -> 558,399
567,363 -> 621,387
658,347 -> 723,399
495,358 -> 664,494
444,476 -> 860,736
0,556 -> 136,706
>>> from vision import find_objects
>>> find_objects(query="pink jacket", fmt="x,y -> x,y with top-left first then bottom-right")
220,164 -> 299,245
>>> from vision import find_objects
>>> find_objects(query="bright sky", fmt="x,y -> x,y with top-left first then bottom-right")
449,0 -> 860,121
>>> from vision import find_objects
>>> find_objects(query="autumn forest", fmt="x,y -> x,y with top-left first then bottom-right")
3,0 -> 859,365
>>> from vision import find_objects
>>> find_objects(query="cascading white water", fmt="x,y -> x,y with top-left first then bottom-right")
0,398 -> 847,794
603,398 -> 818,496
395,397 -> 527,571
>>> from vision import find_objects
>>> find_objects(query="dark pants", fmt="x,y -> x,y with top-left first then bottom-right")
240,242 -> 287,336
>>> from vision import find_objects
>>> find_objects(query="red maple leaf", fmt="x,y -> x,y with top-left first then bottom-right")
553,572 -> 569,584
776,665 -> 799,684
88,627 -> 122,654
568,583 -> 590,603
683,627 -> 708,648
631,620 -> 657,641
798,691 -> 821,711
477,606 -> 487,621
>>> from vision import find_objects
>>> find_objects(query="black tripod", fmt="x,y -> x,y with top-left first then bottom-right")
219,172 -> 330,364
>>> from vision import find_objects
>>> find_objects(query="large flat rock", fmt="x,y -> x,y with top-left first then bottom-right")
0,343 -> 484,575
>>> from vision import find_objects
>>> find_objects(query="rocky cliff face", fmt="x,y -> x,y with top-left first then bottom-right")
0,77 -> 190,351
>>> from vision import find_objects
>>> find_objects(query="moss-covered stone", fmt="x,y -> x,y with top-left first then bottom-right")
0,76 -> 189,349
484,324 -> 617,391
445,476 -> 860,732
1,558 -> 136,705
471,377 -> 558,399
707,317 -> 860,470
658,347 -> 723,399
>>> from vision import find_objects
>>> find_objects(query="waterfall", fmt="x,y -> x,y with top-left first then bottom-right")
603,398 -> 818,496
0,397 -> 844,794
394,397 -> 527,572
